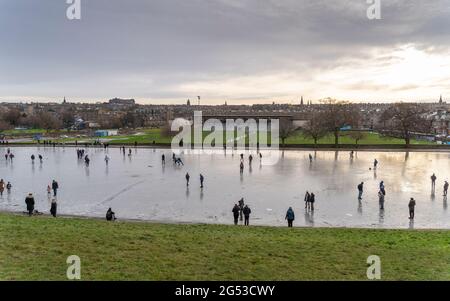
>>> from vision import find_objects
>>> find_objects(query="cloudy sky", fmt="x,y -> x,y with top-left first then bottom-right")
1,0 -> 449,104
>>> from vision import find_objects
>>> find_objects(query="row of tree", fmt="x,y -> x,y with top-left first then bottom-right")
284,99 -> 432,147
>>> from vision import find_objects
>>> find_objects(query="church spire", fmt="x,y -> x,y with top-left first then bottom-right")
439,94 -> 443,104
300,96 -> 304,105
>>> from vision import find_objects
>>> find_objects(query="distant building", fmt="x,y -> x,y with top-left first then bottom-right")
108,98 -> 135,106
95,129 -> 119,137
187,99 -> 191,106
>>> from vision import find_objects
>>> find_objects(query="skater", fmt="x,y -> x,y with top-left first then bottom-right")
285,207 -> 295,227
240,161 -> 244,173
52,180 -> 59,197
4,153 -> 7,160
238,198 -> 245,220
374,159 -> 378,169
443,181 -> 449,196
259,153 -> 262,160
185,172 -> 190,186
431,173 -> 437,190
357,182 -> 364,200
175,157 -> 184,166
243,205 -> 251,226
25,193 -> 35,216
85,155 -> 90,166
379,181 -> 386,195
304,191 -> 310,209
249,155 -> 253,165
38,154 -> 43,162
128,148 -> 132,156
9,153 -> 14,161
172,153 -> 176,162
31,154 -> 35,162
309,193 -> 315,211
47,185 -> 51,195
240,153 -> 244,161
378,190 -> 385,210
200,174 -> 204,188
104,155 -> 110,164
0,179 -> 4,196
6,181 -> 12,193
50,199 -> 57,217
232,204 -> 240,225
162,154 -> 165,164
106,208 -> 116,221
408,198 -> 416,219
309,153 -> 313,163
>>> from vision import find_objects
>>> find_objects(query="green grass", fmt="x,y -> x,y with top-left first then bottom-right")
2,128 -> 437,146
0,213 -> 449,280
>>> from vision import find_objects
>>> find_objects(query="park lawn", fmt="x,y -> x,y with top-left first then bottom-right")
285,131 -> 434,145
0,213 -> 449,280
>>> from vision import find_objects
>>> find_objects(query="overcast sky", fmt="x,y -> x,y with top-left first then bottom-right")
1,0 -> 449,104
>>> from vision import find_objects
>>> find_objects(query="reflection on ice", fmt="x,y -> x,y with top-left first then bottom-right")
0,146 -> 449,229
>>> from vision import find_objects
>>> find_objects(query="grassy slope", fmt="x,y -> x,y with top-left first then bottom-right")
0,213 -> 449,280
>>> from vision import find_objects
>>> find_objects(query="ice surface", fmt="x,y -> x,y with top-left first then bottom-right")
0,146 -> 449,229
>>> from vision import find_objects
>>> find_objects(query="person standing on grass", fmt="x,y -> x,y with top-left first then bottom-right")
431,173 -> 437,191
232,204 -> 240,225
52,180 -> 59,197
243,205 -> 251,226
285,207 -> 295,227
106,208 -> 116,221
50,199 -> 57,217
408,198 -> 416,220
185,172 -> 190,186
25,193 -> 35,216
444,181 -> 449,197
357,182 -> 364,200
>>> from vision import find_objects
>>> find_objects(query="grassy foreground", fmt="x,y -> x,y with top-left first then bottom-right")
0,213 -> 449,281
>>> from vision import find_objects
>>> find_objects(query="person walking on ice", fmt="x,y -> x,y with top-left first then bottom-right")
444,181 -> 449,197
431,173 -> 437,191
185,172 -> 190,186
200,174 -> 204,188
408,198 -> 416,219
285,207 -> 295,227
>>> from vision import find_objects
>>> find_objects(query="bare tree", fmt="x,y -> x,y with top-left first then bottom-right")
35,112 -> 62,133
348,131 -> 366,146
302,111 -> 328,146
3,109 -> 22,127
379,103 -> 432,147
320,98 -> 360,147
279,117 -> 295,146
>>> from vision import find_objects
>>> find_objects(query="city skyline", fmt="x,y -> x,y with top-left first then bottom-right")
1,0 -> 450,104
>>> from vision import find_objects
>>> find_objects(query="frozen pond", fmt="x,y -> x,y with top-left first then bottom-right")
0,146 -> 449,229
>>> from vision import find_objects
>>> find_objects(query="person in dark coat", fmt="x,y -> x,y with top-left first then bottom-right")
50,199 -> 57,217
285,207 -> 295,227
408,198 -> 416,219
25,193 -> 35,216
304,191 -> 310,209
185,172 -> 190,186
309,193 -> 315,211
243,205 -> 251,226
106,208 -> 116,221
52,180 -> 59,196
200,174 -> 204,188
232,204 -> 240,225
357,182 -> 364,200
238,198 -> 245,220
